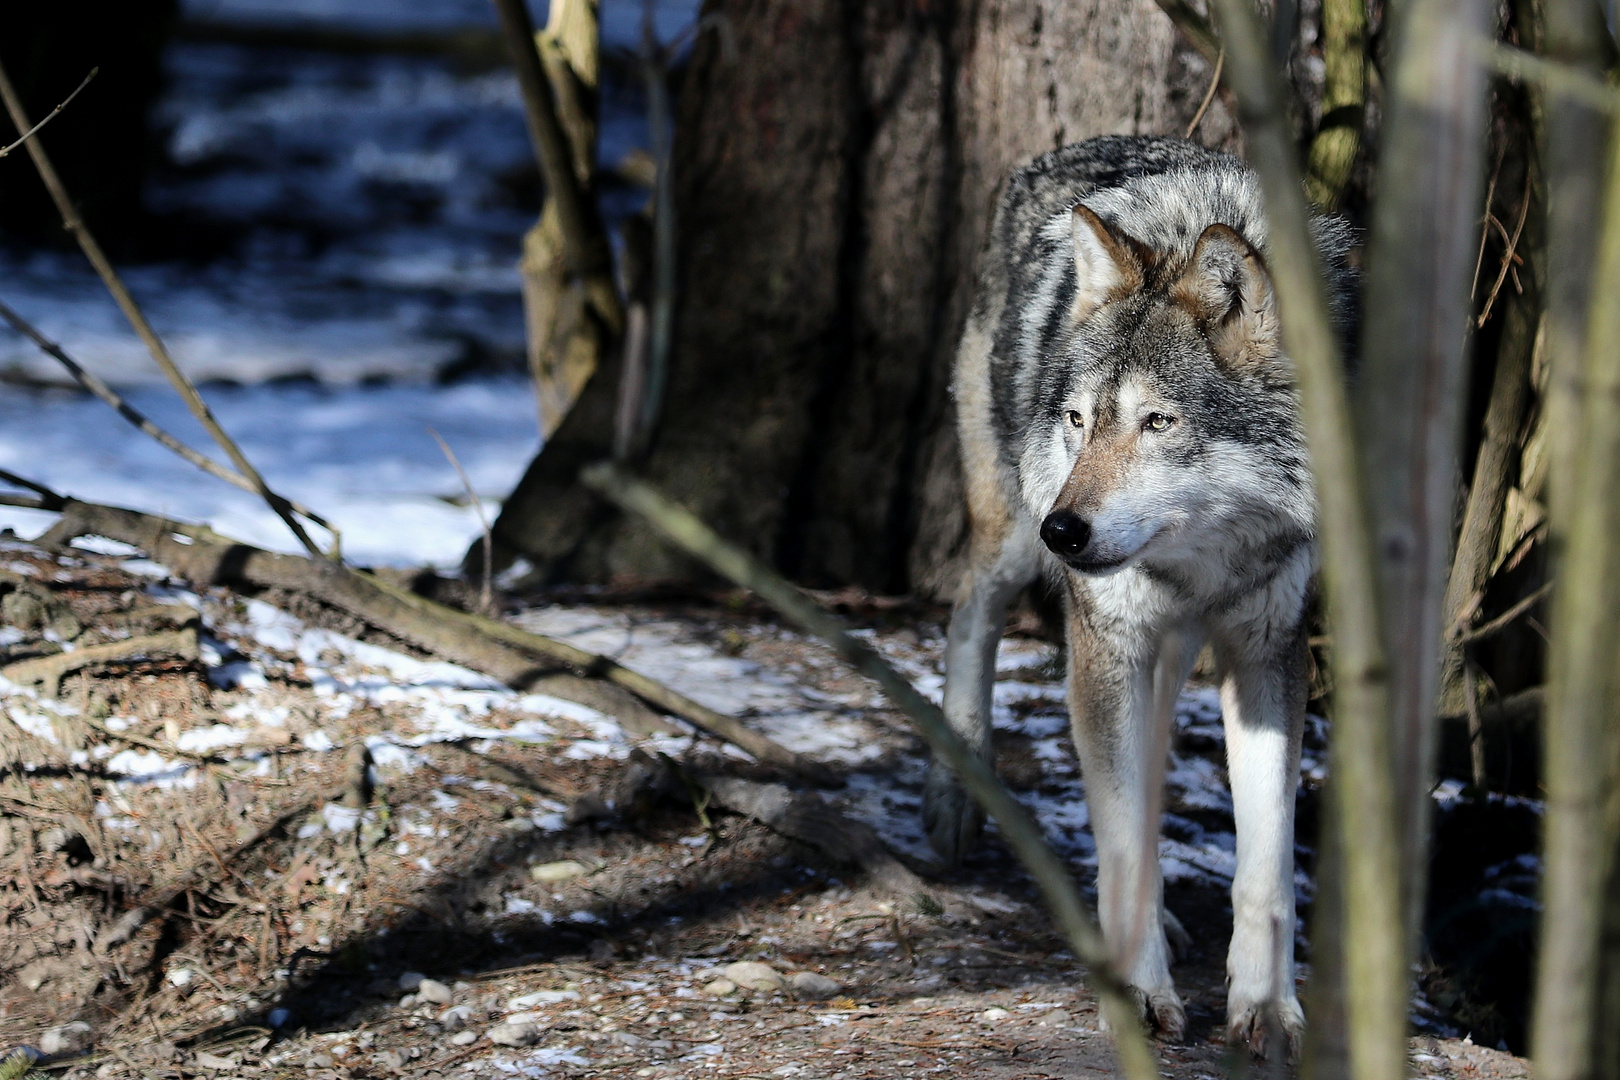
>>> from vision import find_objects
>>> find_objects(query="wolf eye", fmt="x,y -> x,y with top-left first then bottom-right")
1144,413 -> 1175,432
1066,410 -> 1084,428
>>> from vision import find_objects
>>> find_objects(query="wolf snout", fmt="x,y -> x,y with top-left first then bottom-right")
1040,509 -> 1092,558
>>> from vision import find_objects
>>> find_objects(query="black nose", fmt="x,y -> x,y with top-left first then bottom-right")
1040,510 -> 1091,557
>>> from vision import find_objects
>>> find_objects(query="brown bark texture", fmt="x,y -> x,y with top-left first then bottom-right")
484,0 -> 1237,598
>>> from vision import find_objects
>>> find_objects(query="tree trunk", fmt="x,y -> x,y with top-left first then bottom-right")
482,0 -> 1237,596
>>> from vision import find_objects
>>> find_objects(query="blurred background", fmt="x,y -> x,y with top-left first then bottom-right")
0,0 -> 694,564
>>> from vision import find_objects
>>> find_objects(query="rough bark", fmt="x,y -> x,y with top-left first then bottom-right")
483,0 -> 1237,598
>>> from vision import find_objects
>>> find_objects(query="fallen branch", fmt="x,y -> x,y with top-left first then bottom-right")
32,495 -> 833,785
578,461 -> 1160,1080
1,627 -> 198,697
0,469 -> 64,512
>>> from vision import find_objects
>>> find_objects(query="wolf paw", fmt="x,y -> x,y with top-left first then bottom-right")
1227,998 -> 1304,1062
921,761 -> 984,865
1100,986 -> 1186,1042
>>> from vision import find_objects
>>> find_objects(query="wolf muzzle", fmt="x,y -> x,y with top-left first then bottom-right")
1040,509 -> 1092,559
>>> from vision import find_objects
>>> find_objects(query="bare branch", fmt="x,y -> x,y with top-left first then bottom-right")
0,67 -> 96,160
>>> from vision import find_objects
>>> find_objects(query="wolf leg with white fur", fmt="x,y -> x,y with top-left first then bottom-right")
1211,616 -> 1308,1057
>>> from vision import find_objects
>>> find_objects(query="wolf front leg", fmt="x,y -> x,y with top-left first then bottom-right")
1212,621 -> 1308,1059
921,531 -> 1037,864
1066,606 -> 1201,1040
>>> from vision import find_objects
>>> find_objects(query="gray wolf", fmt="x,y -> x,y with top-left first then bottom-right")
921,135 -> 1355,1056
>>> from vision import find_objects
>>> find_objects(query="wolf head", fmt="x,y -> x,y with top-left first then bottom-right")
1019,175 -> 1318,578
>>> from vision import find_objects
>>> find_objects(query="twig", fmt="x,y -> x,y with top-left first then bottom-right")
0,67 -> 96,160
0,627 -> 199,697
1185,49 -> 1225,138
0,57 -> 330,560
0,298 -> 337,537
1209,0 -> 1404,1076
1451,580 -> 1553,645
578,461 -> 1161,1080
0,468 -> 65,511
1477,171 -> 1534,328
428,428 -> 493,612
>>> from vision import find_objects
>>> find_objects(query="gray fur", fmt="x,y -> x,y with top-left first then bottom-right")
926,136 -> 1355,1058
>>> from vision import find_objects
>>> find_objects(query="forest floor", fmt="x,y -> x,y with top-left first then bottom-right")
0,534 -> 1529,1080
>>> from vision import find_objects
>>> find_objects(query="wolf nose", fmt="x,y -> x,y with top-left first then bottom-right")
1040,510 -> 1091,557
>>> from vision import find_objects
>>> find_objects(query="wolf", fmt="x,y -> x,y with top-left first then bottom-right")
921,135 -> 1356,1055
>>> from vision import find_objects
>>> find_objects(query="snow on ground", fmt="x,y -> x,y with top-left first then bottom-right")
0,378 -> 537,566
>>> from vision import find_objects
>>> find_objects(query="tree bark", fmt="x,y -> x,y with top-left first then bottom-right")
482,0 -> 1237,596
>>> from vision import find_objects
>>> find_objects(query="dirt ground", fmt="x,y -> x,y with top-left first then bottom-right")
0,535 -> 1530,1079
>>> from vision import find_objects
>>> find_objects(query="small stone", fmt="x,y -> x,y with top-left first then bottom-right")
398,993 -> 418,1008
307,1053 -> 335,1069
192,1052 -> 238,1071
398,971 -> 426,991
487,1022 -> 542,1048
417,978 -> 453,1005
980,1007 -> 1011,1023
723,961 -> 784,993
611,1032 -> 644,1047
378,1050 -> 409,1070
1035,1009 -> 1073,1027
439,1005 -> 473,1032
530,860 -> 589,884
449,1031 -> 477,1047
702,978 -> 738,997
786,971 -> 842,1000
39,1022 -> 94,1056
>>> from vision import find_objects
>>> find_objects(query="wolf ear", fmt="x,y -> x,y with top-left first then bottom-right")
1070,205 -> 1144,322
1176,223 -> 1280,369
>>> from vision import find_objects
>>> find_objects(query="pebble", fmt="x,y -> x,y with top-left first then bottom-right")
702,978 -> 738,997
192,1052 -> 238,1071
448,1031 -> 478,1047
307,1053 -> 335,1069
610,1032 -> 644,1047
439,1005 -> 473,1032
398,972 -> 426,991
723,961 -> 784,992
786,971 -> 842,1000
39,1022 -> 93,1056
530,860 -> 589,884
417,979 -> 454,1005
378,1050 -> 410,1070
487,1022 -> 542,1048
980,1007 -> 1011,1023
1035,1009 -> 1074,1027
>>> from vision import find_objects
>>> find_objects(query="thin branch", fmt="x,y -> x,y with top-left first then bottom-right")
1478,172 -> 1534,328
1208,2 -> 1405,1079
0,295 -> 337,538
1185,49 -> 1225,138
1452,580 -> 1553,645
579,461 -> 1162,1080
428,428 -> 493,613
0,55 -> 328,560
0,67 -> 96,160
489,0 -> 622,336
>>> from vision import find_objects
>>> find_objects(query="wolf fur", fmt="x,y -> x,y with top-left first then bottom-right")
922,135 -> 1355,1055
